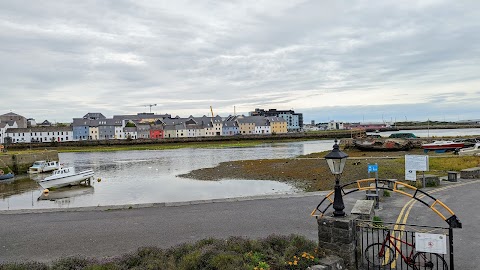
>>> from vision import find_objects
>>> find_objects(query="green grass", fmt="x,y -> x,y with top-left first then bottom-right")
0,235 -> 321,270
55,141 -> 268,153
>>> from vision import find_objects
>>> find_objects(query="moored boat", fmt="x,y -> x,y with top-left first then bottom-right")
457,143 -> 480,156
354,138 -> 413,151
421,141 -> 464,152
28,160 -> 60,174
0,172 -> 14,180
38,167 -> 94,189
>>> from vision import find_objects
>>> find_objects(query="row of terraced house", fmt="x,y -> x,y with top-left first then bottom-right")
1,109 -> 303,144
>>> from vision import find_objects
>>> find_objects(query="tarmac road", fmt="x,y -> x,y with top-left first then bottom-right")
0,179 -> 477,268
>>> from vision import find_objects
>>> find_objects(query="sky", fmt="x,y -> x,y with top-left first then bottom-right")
0,0 -> 479,123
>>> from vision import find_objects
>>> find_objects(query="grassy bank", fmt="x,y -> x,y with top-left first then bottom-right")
5,139 -> 326,153
0,235 -> 321,270
181,150 -> 480,192
56,140 -> 268,153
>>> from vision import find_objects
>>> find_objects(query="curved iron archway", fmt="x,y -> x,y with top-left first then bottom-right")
311,178 -> 462,228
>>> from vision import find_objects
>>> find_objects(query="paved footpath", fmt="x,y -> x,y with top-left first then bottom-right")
0,193 -> 335,263
0,180 -> 477,266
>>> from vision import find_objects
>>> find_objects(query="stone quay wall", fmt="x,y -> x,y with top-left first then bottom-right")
0,151 -> 59,174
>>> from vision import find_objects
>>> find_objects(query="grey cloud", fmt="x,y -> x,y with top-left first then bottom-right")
1,0 -> 479,122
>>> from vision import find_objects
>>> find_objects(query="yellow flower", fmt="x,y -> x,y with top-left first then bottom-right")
293,261 -> 298,265
288,262 -> 292,265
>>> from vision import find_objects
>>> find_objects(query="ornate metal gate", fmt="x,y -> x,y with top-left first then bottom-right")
356,221 -> 453,270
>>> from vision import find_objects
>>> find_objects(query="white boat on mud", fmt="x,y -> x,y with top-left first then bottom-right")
39,167 -> 95,189
458,143 -> 480,156
28,161 -> 60,174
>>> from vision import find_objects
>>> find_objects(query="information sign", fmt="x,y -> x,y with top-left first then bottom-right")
405,155 -> 429,171
368,164 -> 378,173
405,169 -> 416,181
415,232 -> 447,254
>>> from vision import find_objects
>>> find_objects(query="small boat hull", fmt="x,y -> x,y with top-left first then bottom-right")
39,170 -> 94,189
0,173 -> 14,180
422,141 -> 464,150
458,143 -> 480,156
354,138 -> 413,151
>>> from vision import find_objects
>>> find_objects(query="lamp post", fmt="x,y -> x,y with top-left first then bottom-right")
324,139 -> 349,217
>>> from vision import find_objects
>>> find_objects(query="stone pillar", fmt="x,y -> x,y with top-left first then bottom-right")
317,215 -> 357,269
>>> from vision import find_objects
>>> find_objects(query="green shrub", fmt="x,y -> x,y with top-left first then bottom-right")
372,216 -> 384,228
51,257 -> 91,270
0,235 -> 321,270
383,190 -> 391,197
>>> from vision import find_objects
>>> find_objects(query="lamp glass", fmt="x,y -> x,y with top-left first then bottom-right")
326,158 -> 347,174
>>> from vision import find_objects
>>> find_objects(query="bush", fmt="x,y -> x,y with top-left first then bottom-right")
0,235 -> 321,270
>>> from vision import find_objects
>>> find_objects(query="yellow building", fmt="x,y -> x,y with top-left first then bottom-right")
268,117 -> 288,134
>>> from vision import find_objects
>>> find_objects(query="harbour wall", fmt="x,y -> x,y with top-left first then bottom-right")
6,130 -> 366,150
0,151 -> 59,175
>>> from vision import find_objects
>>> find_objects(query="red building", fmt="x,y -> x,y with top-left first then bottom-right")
149,125 -> 164,139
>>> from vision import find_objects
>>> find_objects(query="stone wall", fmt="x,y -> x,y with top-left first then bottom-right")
7,130 -> 366,150
460,167 -> 480,179
0,151 -> 59,174
0,155 -> 14,174
317,215 -> 357,269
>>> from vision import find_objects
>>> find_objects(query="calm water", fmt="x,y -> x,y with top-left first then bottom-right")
367,128 -> 480,138
0,140 -> 333,210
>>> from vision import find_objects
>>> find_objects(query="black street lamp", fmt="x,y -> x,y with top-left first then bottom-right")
324,139 -> 349,217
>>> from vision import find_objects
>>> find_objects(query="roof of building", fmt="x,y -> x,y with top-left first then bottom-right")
266,116 -> 287,123
83,113 -> 106,120
1,112 -> 24,117
123,127 -> 137,132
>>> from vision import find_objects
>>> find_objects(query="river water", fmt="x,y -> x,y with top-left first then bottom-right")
0,140 -> 334,210
367,128 -> 480,138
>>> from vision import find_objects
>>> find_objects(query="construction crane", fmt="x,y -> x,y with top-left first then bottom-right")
145,104 -> 157,113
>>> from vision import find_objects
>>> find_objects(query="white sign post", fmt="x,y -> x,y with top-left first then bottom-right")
405,155 -> 429,187
415,232 -> 447,254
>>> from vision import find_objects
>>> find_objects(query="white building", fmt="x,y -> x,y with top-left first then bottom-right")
327,121 -> 345,130
0,121 -> 18,144
6,126 -> 73,143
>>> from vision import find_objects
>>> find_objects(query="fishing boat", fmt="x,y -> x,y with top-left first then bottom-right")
28,160 -> 60,174
354,138 -> 413,151
38,167 -> 94,189
421,141 -> 465,153
457,143 -> 480,156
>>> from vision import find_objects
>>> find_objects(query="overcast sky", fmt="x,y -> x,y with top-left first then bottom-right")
1,0 -> 479,123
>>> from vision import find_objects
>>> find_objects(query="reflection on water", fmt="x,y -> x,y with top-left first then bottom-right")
38,185 -> 94,201
0,140 -> 334,210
